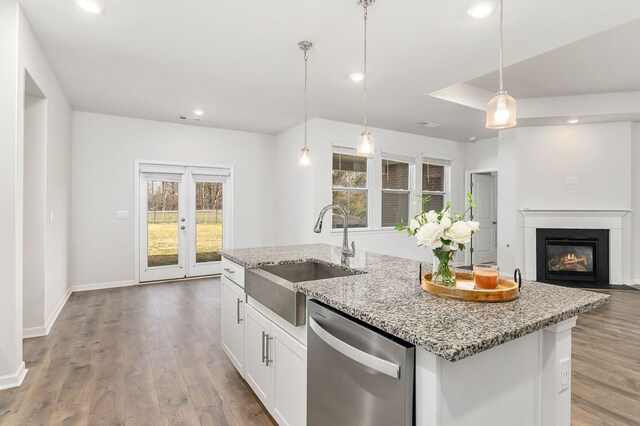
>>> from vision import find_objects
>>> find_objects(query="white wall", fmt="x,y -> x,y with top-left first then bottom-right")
0,0 -> 22,383
18,10 -> 73,333
464,137 -> 498,171
272,118 -> 467,262
71,112 -> 276,286
516,123 -> 632,210
486,123 -> 636,281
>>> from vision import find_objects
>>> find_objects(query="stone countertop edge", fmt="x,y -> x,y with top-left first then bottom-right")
219,245 -> 611,362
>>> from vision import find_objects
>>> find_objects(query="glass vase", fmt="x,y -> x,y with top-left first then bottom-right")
432,249 -> 456,287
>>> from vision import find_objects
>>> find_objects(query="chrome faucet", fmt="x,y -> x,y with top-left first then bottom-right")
314,204 -> 356,263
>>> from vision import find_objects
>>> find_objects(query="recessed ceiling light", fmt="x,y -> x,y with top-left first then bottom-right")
567,118 -> 579,124
349,72 -> 365,82
469,136 -> 477,142
193,109 -> 204,116
467,1 -> 496,19
76,0 -> 103,14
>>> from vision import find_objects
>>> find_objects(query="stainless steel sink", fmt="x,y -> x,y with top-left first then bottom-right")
244,261 -> 361,326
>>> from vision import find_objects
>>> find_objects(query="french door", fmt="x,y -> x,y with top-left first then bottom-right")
139,164 -> 231,282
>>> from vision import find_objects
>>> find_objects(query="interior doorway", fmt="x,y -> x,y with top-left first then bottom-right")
137,163 -> 232,282
466,170 -> 498,266
22,72 -> 47,335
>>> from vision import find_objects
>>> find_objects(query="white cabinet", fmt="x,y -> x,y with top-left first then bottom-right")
271,323 -> 307,426
221,276 -> 245,375
245,304 -> 307,426
244,303 -> 272,402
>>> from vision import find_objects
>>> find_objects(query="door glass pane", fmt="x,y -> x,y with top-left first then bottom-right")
195,181 -> 223,263
147,180 -> 179,267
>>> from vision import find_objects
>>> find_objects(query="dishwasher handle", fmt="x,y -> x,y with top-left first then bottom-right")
309,316 -> 400,379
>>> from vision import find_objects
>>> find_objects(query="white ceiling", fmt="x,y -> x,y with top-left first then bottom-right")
18,0 -> 640,142
468,18 -> 640,99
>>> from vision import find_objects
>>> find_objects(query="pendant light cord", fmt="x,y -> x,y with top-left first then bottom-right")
304,48 -> 309,149
498,0 -> 504,92
363,3 -> 368,132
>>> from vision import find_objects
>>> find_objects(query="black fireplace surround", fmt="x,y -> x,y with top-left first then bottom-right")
536,228 -> 609,287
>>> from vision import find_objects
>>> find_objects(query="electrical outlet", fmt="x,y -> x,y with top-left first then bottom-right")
565,176 -> 579,185
559,358 -> 570,392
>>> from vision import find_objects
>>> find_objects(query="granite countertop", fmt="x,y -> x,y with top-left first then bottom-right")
220,244 -> 609,362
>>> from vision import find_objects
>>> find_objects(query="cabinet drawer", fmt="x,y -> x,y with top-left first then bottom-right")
222,257 -> 245,287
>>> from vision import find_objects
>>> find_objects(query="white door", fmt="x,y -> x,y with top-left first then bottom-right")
139,164 -> 231,282
140,166 -> 188,282
471,173 -> 497,264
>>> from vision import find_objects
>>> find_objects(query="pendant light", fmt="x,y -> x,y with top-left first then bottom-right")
486,0 -> 516,129
356,0 -> 376,157
298,41 -> 313,166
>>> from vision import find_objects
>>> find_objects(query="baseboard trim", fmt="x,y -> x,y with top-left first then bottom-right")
70,280 -> 136,292
23,288 -> 73,339
0,362 -> 27,391
22,325 -> 47,339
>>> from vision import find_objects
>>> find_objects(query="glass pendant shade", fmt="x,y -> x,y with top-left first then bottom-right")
298,147 -> 311,166
486,90 -> 516,129
356,131 -> 375,156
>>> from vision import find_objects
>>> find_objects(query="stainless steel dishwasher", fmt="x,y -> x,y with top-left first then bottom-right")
307,300 -> 415,426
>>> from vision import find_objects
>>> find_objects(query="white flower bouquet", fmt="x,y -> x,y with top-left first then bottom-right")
397,193 -> 479,287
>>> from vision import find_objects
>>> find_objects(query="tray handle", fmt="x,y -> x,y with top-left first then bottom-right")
514,268 -> 522,289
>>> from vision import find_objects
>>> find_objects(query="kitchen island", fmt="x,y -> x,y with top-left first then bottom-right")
220,244 -> 608,426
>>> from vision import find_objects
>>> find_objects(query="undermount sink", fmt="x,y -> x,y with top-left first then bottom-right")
244,261 -> 362,326
261,261 -> 360,283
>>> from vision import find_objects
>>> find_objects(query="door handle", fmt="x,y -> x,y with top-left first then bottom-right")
236,299 -> 243,324
265,334 -> 273,367
180,218 -> 186,222
261,331 -> 267,364
180,225 -> 186,230
309,316 -> 400,379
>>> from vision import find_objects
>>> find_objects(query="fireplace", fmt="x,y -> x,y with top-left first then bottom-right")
536,229 -> 609,286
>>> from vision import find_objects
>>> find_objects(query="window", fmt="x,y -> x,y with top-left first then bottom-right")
422,159 -> 449,212
332,152 -> 368,228
381,158 -> 410,227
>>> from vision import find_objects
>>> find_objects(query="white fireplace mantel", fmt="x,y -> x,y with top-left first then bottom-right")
520,208 -> 631,284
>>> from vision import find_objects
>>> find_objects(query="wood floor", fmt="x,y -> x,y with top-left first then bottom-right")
0,280 -> 638,425
0,278 -> 275,426
571,287 -> 640,426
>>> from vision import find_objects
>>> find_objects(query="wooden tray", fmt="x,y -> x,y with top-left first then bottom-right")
421,270 -> 520,303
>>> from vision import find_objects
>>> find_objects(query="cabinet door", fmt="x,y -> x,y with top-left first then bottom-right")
271,325 -> 307,426
244,304 -> 273,406
221,277 -> 245,374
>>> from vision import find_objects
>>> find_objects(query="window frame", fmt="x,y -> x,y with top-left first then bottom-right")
331,149 -> 371,230
421,160 -> 451,213
380,154 -> 415,229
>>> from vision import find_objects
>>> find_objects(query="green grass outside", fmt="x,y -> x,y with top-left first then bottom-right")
147,222 -> 222,267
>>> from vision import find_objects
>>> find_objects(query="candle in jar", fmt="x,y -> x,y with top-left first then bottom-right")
474,265 -> 500,289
